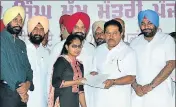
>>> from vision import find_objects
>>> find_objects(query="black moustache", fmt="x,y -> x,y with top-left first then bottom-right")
142,29 -> 152,32
29,33 -> 44,45
6,24 -> 22,35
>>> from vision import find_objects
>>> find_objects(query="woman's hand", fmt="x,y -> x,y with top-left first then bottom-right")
76,78 -> 87,85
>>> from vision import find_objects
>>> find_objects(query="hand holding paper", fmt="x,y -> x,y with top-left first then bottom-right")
82,73 -> 109,88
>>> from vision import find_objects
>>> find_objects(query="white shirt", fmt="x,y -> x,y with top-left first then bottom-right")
25,39 -> 50,107
130,32 -> 175,107
47,39 -> 95,107
93,42 -> 137,107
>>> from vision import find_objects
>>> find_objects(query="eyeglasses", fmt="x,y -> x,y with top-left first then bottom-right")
71,44 -> 83,49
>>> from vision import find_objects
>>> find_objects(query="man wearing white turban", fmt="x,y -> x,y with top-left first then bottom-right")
130,9 -> 175,107
92,20 -> 106,47
24,16 -> 50,107
0,6 -> 34,107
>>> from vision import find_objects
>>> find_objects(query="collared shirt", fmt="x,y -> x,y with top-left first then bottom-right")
1,29 -> 33,91
93,41 -> 136,107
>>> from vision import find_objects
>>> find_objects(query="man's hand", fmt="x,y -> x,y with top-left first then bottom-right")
16,81 -> 31,94
133,84 -> 145,97
142,84 -> 153,94
104,79 -> 114,89
19,93 -> 29,103
90,71 -> 98,76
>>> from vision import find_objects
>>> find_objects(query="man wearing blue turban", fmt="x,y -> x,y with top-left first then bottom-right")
130,9 -> 175,107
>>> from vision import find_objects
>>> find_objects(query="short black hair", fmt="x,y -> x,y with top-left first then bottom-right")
104,19 -> 122,34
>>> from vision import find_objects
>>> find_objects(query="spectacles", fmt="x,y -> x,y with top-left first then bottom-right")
71,44 -> 83,49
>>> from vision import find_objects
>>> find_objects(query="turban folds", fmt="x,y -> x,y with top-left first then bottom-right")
59,14 -> 70,26
3,6 -> 25,26
65,12 -> 90,34
92,21 -> 105,35
138,9 -> 159,27
0,20 -> 5,32
27,16 -> 49,34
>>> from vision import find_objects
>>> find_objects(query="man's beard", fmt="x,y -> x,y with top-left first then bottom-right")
73,32 -> 86,40
6,23 -> 22,35
96,38 -> 106,46
29,33 -> 44,45
141,27 -> 157,37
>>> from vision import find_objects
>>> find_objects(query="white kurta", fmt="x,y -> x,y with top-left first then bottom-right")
93,42 -> 137,107
130,32 -> 175,107
25,40 -> 50,107
47,40 -> 95,107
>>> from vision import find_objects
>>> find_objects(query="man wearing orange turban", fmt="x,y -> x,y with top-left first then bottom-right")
48,12 -> 95,107
1,6 -> 34,107
25,15 -> 50,107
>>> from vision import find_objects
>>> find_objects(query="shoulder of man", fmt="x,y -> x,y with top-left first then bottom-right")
18,38 -> 27,49
1,29 -> 9,39
83,41 -> 95,52
84,41 -> 95,48
117,42 -> 135,60
158,32 -> 174,43
50,40 -> 65,55
94,43 -> 106,54
129,35 -> 142,47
